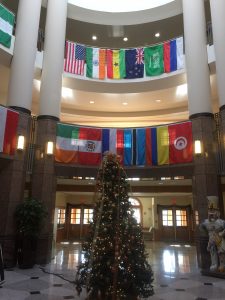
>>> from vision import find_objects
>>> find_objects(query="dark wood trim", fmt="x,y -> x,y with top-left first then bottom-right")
9,106 -> 31,115
37,115 -> 59,121
219,105 -> 225,112
157,204 -> 192,214
189,112 -> 214,119
55,162 -> 194,178
56,184 -> 192,193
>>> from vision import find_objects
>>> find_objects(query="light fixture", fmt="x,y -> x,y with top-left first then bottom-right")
61,87 -> 73,98
17,135 -> 25,150
176,84 -> 187,97
46,141 -> 54,155
155,32 -> 160,38
155,99 -> 161,103
92,35 -> 97,40
194,140 -> 202,155
123,37 -> 128,42
122,102 -> 128,105
89,100 -> 95,104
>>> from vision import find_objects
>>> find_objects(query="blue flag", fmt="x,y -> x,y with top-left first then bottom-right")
125,48 -> 144,79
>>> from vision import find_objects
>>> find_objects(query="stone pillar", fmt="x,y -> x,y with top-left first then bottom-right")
7,0 -> 42,112
0,112 -> 31,267
39,0 -> 67,117
209,0 -> 225,172
31,0 -> 67,264
182,0 -> 220,270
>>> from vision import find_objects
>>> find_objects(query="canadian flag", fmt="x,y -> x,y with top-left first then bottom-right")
0,106 -> 19,155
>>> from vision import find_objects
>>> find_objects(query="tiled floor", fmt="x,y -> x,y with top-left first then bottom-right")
0,241 -> 225,299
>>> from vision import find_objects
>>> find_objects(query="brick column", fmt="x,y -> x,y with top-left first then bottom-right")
0,111 -> 31,267
31,116 -> 58,264
183,0 -> 221,271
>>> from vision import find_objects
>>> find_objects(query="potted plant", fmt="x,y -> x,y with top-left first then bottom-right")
15,198 -> 47,268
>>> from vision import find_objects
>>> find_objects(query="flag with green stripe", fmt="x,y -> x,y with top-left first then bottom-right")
55,123 -> 102,165
0,4 -> 15,48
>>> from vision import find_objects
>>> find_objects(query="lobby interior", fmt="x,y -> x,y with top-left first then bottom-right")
1,0 -> 225,299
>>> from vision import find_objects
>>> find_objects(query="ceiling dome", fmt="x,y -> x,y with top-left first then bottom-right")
69,0 -> 175,13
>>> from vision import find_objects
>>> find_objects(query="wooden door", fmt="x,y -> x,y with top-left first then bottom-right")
66,204 -> 94,241
157,205 -> 192,243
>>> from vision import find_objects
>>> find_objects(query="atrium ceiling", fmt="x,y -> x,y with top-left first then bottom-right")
0,0 -> 216,128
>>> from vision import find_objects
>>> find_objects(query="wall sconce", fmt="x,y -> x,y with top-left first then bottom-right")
194,140 -> 202,155
17,135 -> 25,150
46,141 -> 54,155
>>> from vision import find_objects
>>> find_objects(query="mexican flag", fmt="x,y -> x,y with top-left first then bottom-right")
0,106 -> 19,155
0,4 -> 15,48
55,123 -> 102,165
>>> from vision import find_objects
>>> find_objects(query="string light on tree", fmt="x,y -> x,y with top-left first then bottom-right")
75,152 -> 154,299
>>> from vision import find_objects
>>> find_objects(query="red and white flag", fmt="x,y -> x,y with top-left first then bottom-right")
64,41 -> 86,75
0,106 -> 19,155
169,121 -> 193,164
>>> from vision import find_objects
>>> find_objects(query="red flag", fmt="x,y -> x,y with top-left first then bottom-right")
169,122 -> 193,164
116,129 -> 124,163
0,107 -> 19,155
78,127 -> 102,165
146,128 -> 152,165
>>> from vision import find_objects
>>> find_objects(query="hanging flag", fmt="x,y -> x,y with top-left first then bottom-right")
55,123 -> 79,163
0,106 -> 19,155
78,127 -> 102,165
86,47 -> 106,79
169,122 -> 193,164
102,128 -> 125,164
64,41 -> 86,75
102,128 -> 117,155
136,128 -> 146,166
0,4 -> 14,48
56,124 -> 102,165
125,48 -> 144,79
146,128 -> 152,166
124,129 -> 132,166
151,128 -> 158,166
157,126 -> 169,165
144,44 -> 164,76
164,37 -> 184,73
107,49 -> 126,79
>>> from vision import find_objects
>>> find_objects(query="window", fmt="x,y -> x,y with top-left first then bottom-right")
70,208 -> 81,224
57,208 -> 65,225
83,209 -> 93,224
162,209 -> 173,226
129,197 -> 141,224
176,210 -> 187,227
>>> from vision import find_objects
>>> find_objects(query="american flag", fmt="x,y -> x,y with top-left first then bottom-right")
64,41 -> 86,75
135,48 -> 144,65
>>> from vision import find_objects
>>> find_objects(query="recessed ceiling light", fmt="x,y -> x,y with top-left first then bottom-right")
176,84 -> 187,96
155,99 -> 161,102
123,37 -> 128,42
61,87 -> 73,98
155,32 -> 160,38
122,102 -> 128,105
90,101 -> 95,104
92,35 -> 97,40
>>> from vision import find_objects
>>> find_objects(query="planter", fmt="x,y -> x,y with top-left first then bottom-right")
16,235 -> 37,269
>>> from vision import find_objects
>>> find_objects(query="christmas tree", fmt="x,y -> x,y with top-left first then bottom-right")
75,152 -> 154,299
